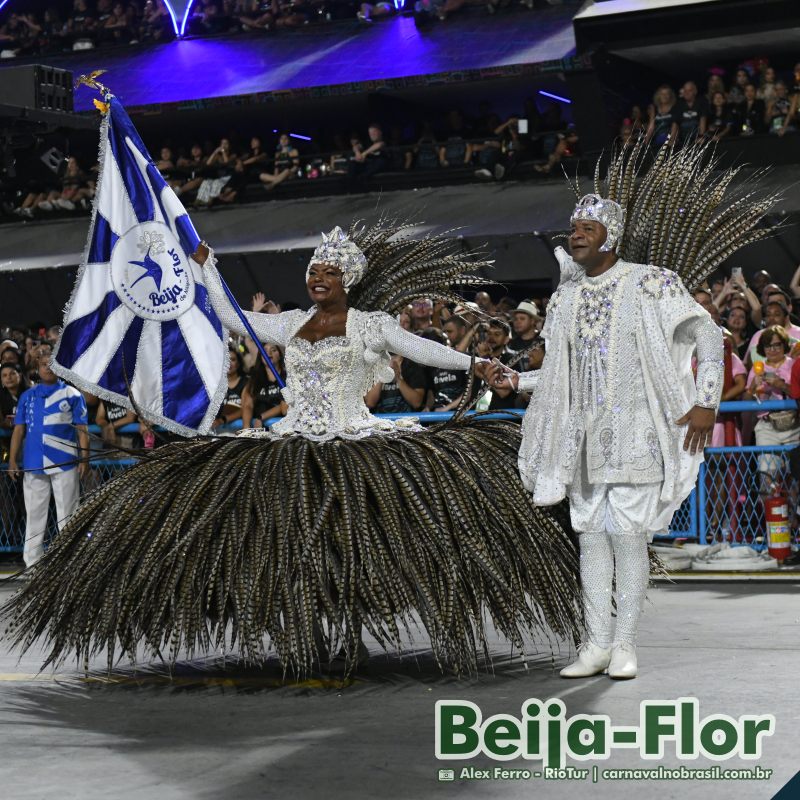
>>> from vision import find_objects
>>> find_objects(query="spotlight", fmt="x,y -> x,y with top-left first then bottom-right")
538,90 -> 571,105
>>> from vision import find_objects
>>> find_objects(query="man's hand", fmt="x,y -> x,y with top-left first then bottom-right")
676,405 -> 716,454
474,360 -> 492,382
8,459 -> 19,481
488,359 -> 518,390
78,459 -> 89,480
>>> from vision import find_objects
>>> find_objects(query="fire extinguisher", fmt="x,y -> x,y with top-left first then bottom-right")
764,482 -> 792,562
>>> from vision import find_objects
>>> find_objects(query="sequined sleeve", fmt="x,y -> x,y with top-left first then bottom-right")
639,265 -> 724,410
517,371 -> 541,393
202,249 -> 300,346
687,315 -> 725,409
377,316 -> 474,371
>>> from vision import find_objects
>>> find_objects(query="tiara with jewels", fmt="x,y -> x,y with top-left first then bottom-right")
306,226 -> 368,291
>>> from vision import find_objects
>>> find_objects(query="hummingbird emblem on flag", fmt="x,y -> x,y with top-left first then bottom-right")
128,248 -> 164,290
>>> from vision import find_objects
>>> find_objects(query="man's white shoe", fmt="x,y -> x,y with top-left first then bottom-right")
608,642 -> 637,679
559,642 -> 611,678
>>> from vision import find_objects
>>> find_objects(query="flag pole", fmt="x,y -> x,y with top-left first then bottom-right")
213,270 -> 286,389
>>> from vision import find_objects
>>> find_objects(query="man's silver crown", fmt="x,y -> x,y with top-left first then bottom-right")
570,194 -> 625,252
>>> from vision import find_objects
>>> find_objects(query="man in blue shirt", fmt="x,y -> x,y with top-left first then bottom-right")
8,357 -> 89,568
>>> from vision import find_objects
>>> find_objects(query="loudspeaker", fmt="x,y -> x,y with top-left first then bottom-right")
0,65 -> 73,112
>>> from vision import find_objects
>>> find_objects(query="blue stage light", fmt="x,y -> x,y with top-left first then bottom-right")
538,90 -> 571,104
180,1 -> 195,35
162,0 -> 181,35
160,0 -> 195,36
273,130 -> 312,141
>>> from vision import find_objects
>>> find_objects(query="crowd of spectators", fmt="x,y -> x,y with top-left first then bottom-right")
8,101 -> 578,217
689,265 -> 800,540
0,0 -> 561,56
6,259 -> 800,552
0,289 -> 549,453
7,262 -> 800,449
622,59 -> 800,145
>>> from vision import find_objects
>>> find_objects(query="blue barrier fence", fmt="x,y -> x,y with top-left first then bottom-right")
2,401 -> 798,553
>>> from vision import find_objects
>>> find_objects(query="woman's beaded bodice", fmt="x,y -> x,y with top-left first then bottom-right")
272,310 -> 402,440
203,257 -> 473,440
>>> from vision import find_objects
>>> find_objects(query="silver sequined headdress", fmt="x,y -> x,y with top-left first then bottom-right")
307,226 -> 368,292
570,193 -> 625,253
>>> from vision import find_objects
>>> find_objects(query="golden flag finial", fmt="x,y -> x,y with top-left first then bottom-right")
76,70 -> 111,114
75,70 -> 110,95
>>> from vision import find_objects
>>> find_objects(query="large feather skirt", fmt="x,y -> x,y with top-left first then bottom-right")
3,417 -> 584,677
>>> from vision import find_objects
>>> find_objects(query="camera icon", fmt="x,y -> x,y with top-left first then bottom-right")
438,769 -> 455,782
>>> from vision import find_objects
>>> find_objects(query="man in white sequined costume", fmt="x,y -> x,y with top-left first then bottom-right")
493,194 -> 724,679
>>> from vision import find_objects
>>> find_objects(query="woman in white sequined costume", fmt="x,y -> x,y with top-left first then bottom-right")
200,237 -> 476,442
5,221 -> 583,678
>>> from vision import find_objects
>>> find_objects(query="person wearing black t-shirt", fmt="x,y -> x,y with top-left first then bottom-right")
414,327 -> 467,412
0,362 -> 28,433
214,346 -> 247,429
347,124 -> 387,189
739,84 -> 767,136
647,85 -> 676,147
241,344 -> 287,429
509,301 -> 541,352
479,318 -> 517,411
670,81 -> 708,143
365,354 -> 427,414
707,91 -> 736,141
442,315 -> 472,353
97,399 -> 138,449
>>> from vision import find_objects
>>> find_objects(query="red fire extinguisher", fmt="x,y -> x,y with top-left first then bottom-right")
764,482 -> 792,562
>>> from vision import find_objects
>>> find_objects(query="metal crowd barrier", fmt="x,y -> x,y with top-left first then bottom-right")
1,402 -> 798,553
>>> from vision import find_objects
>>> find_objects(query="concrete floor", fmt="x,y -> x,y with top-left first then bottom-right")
0,579 -> 797,800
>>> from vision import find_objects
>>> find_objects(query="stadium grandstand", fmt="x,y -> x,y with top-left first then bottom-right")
1,0 -> 799,319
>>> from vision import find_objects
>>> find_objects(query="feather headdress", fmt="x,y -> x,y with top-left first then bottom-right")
343,217 -> 493,315
570,137 -> 782,291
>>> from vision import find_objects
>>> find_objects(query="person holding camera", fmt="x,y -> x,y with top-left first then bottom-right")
195,137 -> 238,206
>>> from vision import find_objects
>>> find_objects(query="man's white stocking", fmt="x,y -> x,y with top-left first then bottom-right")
579,532 -> 614,649
610,533 -> 649,645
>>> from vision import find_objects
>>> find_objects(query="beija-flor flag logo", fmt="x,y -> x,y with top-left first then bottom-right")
53,92 -> 227,436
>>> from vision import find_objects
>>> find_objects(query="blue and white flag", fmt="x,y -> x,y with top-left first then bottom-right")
53,96 -> 227,436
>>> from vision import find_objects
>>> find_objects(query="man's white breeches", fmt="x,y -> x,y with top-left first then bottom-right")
22,471 -> 80,568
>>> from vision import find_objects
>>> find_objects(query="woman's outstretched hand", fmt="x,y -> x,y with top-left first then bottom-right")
192,242 -> 210,266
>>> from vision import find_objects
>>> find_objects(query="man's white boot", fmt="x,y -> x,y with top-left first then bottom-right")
559,642 -> 611,678
608,642 -> 637,679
